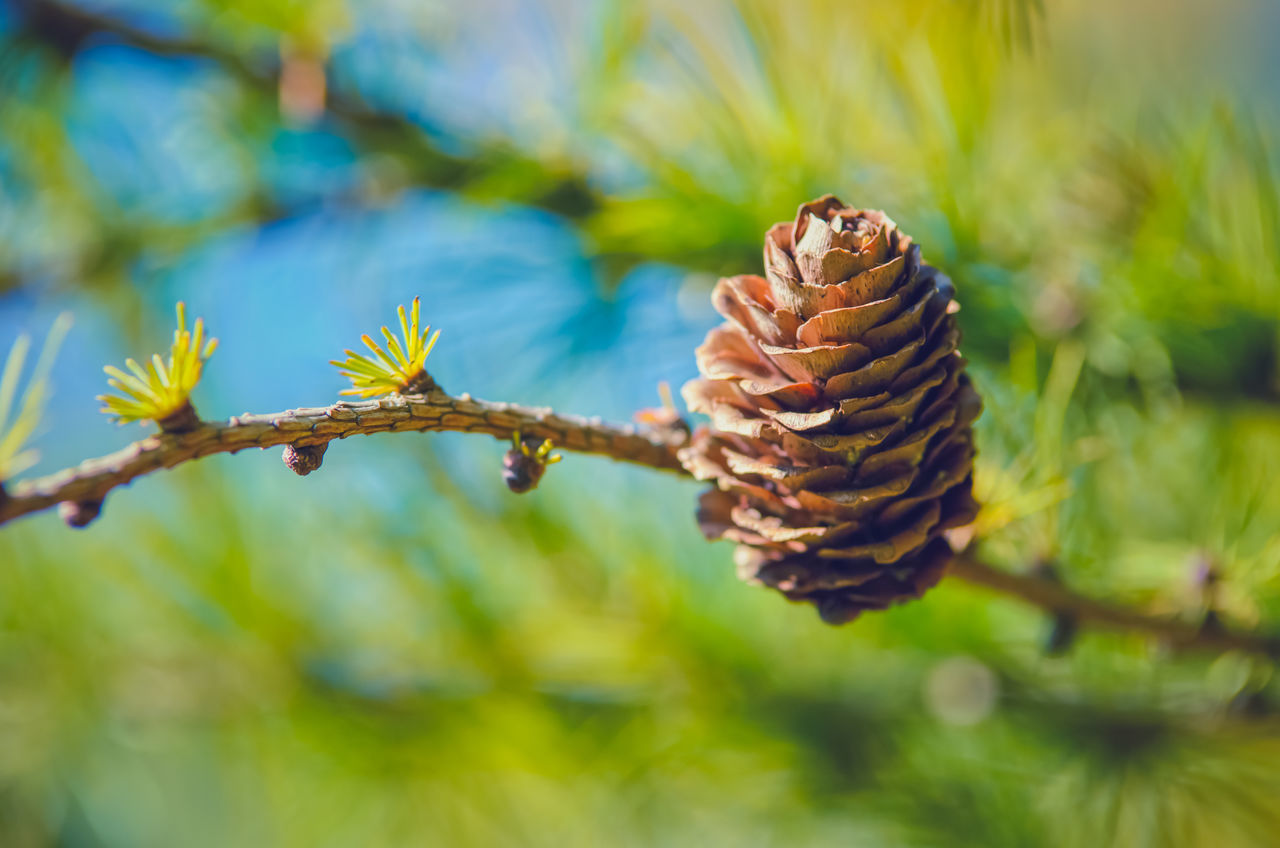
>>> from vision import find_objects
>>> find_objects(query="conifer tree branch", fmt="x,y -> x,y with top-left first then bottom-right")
949,554 -> 1280,657
0,388 -> 686,527
1,385 -> 1275,659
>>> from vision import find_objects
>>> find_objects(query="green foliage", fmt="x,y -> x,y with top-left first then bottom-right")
331,297 -> 440,398
0,313 -> 70,481
98,303 -> 217,425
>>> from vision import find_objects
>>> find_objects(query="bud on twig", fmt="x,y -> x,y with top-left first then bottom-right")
503,430 -> 561,494
283,443 -> 328,476
1045,614 -> 1079,656
156,401 -> 200,434
1191,553 -> 1226,635
59,498 -> 102,528
1030,560 -> 1078,656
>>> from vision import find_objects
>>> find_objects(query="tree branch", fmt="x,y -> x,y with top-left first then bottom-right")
0,387 -> 685,527
2,384 -> 1275,659
950,554 -> 1280,657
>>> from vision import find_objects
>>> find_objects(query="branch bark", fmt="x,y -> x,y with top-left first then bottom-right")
2,385 -> 1275,659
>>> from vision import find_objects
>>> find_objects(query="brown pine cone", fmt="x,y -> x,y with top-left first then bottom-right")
680,195 -> 981,624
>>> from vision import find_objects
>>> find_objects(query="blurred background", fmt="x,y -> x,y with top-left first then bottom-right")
2,0 -> 1280,844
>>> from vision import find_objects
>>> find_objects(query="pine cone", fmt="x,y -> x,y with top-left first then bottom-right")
680,195 -> 981,624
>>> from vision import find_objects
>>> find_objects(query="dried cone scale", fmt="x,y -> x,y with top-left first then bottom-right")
680,196 -> 981,624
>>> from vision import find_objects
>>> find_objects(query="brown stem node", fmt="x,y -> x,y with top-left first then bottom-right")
156,401 -> 201,434
1044,613 -> 1079,657
402,370 -> 437,395
283,443 -> 328,476
58,498 -> 103,528
502,431 -> 561,494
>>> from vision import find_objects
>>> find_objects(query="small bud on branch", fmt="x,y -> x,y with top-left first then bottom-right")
503,430 -> 562,493
283,442 -> 328,476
